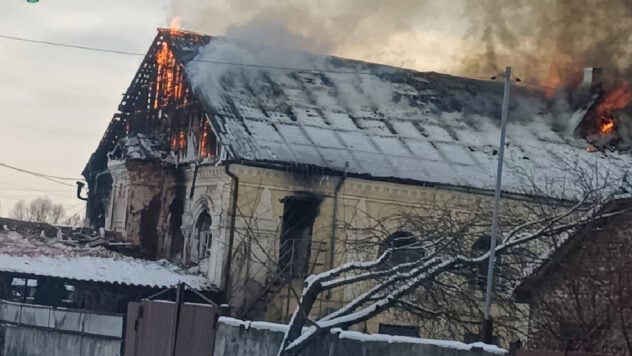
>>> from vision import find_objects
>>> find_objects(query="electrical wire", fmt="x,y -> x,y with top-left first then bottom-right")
0,33 -> 379,76
0,179 -> 74,191
0,34 -> 144,57
0,162 -> 80,181
2,33 -> 583,92
0,162 -> 80,188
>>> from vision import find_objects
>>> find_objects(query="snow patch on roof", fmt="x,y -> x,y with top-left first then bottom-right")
186,37 -> 632,199
0,230 -> 208,289
0,254 -> 209,289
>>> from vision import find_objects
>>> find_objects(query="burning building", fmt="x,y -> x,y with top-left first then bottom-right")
81,27 -> 632,341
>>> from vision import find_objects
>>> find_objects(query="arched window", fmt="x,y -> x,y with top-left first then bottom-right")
379,231 -> 425,266
193,212 -> 212,260
469,235 -> 502,291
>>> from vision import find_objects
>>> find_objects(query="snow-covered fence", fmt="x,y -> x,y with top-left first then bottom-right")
0,299 -> 123,356
214,317 -> 506,356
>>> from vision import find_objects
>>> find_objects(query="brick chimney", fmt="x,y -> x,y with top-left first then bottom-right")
582,67 -> 603,91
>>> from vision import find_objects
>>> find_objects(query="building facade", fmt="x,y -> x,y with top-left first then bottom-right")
81,29 -> 632,343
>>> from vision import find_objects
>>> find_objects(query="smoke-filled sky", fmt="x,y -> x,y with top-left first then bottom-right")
1,0 -> 631,217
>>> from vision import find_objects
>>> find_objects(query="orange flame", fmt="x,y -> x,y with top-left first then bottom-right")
545,65 -> 561,98
154,40 -> 184,108
599,118 -> 615,134
595,81 -> 632,135
169,16 -> 181,34
540,53 -> 582,99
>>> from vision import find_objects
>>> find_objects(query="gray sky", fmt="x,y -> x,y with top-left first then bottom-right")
0,0 -> 168,216
0,0 -> 467,218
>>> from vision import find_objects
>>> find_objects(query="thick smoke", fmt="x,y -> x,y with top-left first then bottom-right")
170,0 -> 632,88
461,0 -> 632,90
168,0 -> 463,72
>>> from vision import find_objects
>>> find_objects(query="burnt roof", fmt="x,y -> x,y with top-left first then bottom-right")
87,29 -> 632,200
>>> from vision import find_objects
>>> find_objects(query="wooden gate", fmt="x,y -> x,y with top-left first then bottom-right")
124,286 -> 217,356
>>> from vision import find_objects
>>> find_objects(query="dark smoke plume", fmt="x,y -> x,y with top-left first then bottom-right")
170,0 -> 632,87
461,0 -> 632,89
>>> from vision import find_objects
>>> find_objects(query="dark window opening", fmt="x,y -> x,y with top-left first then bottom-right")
169,198 -> 185,259
199,119 -> 217,158
10,278 -> 37,303
379,323 -> 420,338
62,284 -> 76,305
34,279 -> 72,307
469,235 -> 502,291
194,212 -> 212,260
279,194 -> 322,277
379,231 -> 425,266
9,278 -> 76,307
464,332 -> 499,345
139,195 -> 161,259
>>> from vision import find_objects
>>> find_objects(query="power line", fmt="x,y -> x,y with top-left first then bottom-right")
0,189 -> 75,200
0,33 -> 379,75
0,179 -> 74,192
4,32 -> 581,92
0,34 -> 144,57
1,33 -> 596,94
0,162 -> 79,187
0,162 -> 81,181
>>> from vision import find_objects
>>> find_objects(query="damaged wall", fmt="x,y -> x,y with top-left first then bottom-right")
179,165 -> 233,284
98,156 -> 547,343
199,164 -> 543,345
106,160 -> 177,260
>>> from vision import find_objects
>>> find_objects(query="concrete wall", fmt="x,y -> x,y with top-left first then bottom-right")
2,326 -> 121,356
0,300 -> 123,356
213,317 -> 506,356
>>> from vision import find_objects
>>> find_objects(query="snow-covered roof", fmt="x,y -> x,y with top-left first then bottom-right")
0,254 -> 208,289
0,230 -> 209,289
109,133 -> 174,162
185,37 -> 632,199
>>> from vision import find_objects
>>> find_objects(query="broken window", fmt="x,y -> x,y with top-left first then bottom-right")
278,194 -> 322,277
199,119 -> 217,158
378,231 -> 425,266
192,212 -> 212,261
34,278 -> 72,307
10,278 -> 37,303
62,284 -> 76,305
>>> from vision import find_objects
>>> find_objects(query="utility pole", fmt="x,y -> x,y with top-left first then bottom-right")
482,66 -> 512,344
